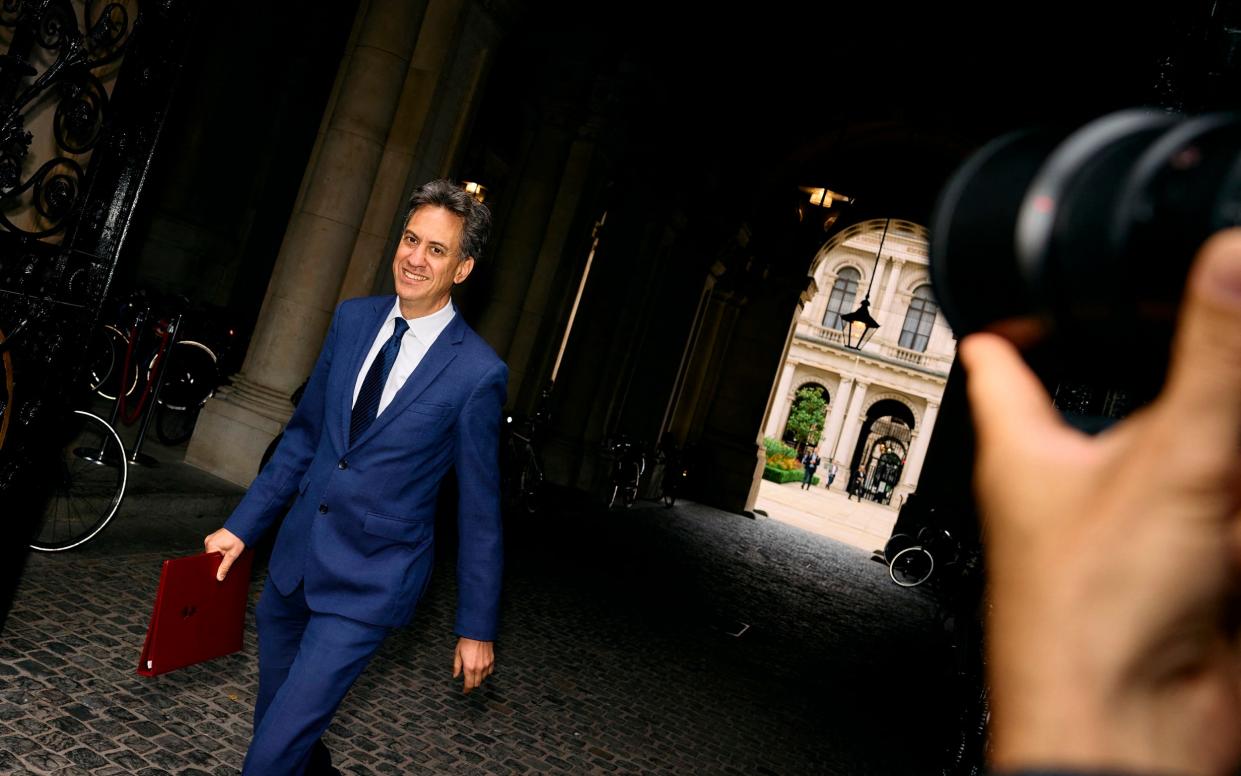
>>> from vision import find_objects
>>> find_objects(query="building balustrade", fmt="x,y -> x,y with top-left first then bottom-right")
795,317 -> 952,375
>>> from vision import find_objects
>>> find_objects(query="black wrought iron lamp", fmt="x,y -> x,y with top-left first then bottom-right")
840,218 -> 890,350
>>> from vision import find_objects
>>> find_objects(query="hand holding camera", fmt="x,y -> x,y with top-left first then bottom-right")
935,111 -> 1241,776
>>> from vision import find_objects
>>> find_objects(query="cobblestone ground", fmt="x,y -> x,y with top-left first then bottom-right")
1,499 -> 963,775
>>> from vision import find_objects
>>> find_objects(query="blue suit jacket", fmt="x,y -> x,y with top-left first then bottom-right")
225,296 -> 507,639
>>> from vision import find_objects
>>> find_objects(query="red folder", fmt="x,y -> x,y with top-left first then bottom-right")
137,551 -> 253,677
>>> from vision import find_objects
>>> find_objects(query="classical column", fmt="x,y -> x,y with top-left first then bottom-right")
187,0 -> 424,487
476,109 -> 576,359
821,375 -> 854,463
877,256 -> 905,331
832,381 -> 870,472
764,361 -> 797,438
897,401 -> 939,495
337,0 -> 468,302
502,123 -> 599,401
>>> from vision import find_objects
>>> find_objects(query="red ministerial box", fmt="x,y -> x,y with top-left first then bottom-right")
137,551 -> 253,677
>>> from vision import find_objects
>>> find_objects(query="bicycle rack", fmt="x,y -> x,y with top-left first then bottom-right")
128,313 -> 183,467
81,309 -> 184,468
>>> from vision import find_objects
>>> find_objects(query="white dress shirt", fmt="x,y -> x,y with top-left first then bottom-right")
351,299 -> 456,416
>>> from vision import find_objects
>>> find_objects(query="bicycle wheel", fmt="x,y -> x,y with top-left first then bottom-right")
31,410 -> 128,551
883,532 -> 916,562
889,546 -> 934,587
84,326 -> 115,393
608,484 -> 620,509
153,339 -> 218,411
95,325 -> 138,400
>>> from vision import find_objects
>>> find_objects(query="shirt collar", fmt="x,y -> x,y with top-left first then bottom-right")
389,298 -> 456,345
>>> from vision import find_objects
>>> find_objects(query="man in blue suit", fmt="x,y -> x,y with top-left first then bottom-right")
204,179 -> 506,776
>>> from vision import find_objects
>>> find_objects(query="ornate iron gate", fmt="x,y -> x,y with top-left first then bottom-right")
0,0 -> 194,624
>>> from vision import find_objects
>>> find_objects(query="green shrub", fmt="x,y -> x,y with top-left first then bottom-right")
763,465 -> 819,484
763,436 -> 798,460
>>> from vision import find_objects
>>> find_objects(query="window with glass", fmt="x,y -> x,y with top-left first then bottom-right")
822,267 -> 860,330
899,285 -> 938,352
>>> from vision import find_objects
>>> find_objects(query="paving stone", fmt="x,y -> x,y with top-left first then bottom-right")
2,500 -> 970,774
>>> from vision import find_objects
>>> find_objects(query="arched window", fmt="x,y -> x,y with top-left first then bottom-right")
822,267 -> 860,330
899,285 -> 938,352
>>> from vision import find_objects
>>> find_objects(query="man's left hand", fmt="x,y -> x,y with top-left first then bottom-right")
453,637 -> 494,693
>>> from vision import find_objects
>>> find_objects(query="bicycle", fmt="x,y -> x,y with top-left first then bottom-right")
655,435 -> 689,507
87,291 -> 235,445
604,436 -> 645,509
502,413 -> 544,514
884,523 -> 989,774
885,526 -> 966,588
0,314 -> 130,552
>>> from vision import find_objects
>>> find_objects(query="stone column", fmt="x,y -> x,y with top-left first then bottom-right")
476,112 -> 575,359
502,126 -> 598,400
895,401 -> 939,502
764,361 -> 797,438
877,256 -> 905,331
337,0 -> 466,302
187,0 -> 424,487
833,381 -> 870,472
821,376 -> 854,464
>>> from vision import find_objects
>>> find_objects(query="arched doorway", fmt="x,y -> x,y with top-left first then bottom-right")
849,398 -> 915,504
781,382 -> 829,452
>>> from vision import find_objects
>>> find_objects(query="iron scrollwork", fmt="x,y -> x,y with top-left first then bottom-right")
0,0 -> 137,239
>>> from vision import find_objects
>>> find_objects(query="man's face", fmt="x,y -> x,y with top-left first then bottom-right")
392,205 -> 475,318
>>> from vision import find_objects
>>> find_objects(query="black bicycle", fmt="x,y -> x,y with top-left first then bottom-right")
0,313 -> 130,552
88,291 -> 236,445
604,436 -> 645,509
883,524 -> 989,775
655,436 -> 689,507
502,413 -> 544,514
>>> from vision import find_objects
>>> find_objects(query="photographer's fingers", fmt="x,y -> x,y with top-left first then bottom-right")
1162,228 -> 1241,445
959,332 -> 1063,450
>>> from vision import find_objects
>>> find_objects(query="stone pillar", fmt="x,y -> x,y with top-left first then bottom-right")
894,401 -> 939,503
764,360 -> 797,438
476,114 -> 575,359
821,375 -> 854,465
833,381 -> 870,472
187,0 -> 424,487
337,0 -> 465,302
877,256 -> 904,331
502,126 -> 598,401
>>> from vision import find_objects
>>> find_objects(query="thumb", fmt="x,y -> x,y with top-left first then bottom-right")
453,647 -> 462,679
1160,228 -> 1241,443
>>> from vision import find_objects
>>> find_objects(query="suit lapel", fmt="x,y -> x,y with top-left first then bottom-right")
346,306 -> 465,451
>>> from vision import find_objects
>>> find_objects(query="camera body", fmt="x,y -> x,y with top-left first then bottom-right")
930,109 -> 1241,402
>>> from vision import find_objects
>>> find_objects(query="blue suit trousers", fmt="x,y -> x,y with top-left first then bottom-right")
242,577 -> 391,776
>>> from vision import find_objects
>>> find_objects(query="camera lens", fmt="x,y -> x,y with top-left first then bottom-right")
931,109 -> 1241,394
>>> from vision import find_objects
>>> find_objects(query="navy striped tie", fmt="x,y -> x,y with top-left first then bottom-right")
350,318 -> 409,445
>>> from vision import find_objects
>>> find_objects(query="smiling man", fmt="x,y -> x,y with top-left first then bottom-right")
204,179 -> 506,776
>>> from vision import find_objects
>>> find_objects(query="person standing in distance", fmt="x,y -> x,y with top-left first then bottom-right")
204,180 -> 507,776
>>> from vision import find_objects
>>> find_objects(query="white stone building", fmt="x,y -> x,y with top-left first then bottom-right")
763,218 -> 955,506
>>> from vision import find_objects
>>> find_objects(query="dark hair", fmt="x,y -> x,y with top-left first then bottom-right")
403,179 -> 492,262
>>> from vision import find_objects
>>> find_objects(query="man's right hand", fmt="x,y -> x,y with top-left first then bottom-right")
203,528 -> 246,582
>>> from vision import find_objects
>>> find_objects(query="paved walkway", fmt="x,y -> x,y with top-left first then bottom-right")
754,479 -> 897,553
0,448 -> 966,775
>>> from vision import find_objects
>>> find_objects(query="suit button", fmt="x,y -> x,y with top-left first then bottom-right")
338,459 -> 348,470
318,503 -> 329,514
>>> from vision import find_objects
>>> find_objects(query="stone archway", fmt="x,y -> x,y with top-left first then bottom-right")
846,398 -> 915,503
781,381 -> 829,449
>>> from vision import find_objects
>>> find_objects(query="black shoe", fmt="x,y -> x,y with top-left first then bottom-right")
306,741 -> 341,776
